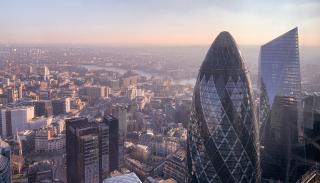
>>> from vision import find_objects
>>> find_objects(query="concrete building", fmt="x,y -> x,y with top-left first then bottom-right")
103,172 -> 142,183
135,144 -> 150,162
47,136 -> 65,152
27,160 -> 53,183
85,85 -> 106,99
0,106 -> 34,137
35,128 -> 48,152
164,149 -> 188,183
112,104 -> 128,137
34,100 -> 53,117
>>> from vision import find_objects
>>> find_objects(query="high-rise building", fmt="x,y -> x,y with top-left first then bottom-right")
187,31 -> 260,182
66,117 -> 111,183
0,139 -> 11,183
259,28 -> 302,182
112,104 -> 128,137
262,96 -> 300,182
259,27 -> 301,142
66,117 -> 100,183
103,115 -> 124,171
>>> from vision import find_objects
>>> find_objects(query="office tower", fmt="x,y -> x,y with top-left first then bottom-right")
259,27 -> 301,141
259,28 -> 302,182
0,139 -> 11,183
262,96 -> 299,182
66,117 -> 110,183
187,31 -> 260,182
303,95 -> 320,168
103,115 -> 124,171
66,117 -> 100,183
96,120 -> 110,181
34,100 -> 53,117
112,104 -> 128,137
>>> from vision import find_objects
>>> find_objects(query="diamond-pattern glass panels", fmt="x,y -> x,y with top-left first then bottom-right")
188,31 -> 260,183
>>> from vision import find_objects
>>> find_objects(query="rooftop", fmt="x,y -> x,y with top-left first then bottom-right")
103,172 -> 142,183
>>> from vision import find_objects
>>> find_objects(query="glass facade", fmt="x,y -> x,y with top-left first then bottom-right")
259,27 -> 301,141
259,28 -> 302,182
188,31 -> 260,183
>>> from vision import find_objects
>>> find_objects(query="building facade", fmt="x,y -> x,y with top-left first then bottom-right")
0,139 -> 11,183
259,28 -> 302,182
188,31 -> 260,182
66,117 -> 100,183
164,149 -> 188,183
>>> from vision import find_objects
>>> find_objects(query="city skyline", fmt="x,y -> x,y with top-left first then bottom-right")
0,0 -> 319,46
0,1 -> 319,182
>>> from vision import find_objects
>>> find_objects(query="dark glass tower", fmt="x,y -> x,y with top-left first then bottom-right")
188,31 -> 260,183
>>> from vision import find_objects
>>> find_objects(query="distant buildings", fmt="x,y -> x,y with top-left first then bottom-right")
52,97 -> 71,115
38,65 -> 50,81
0,139 -> 11,183
84,85 -> 109,99
34,100 -> 53,117
188,31 -> 260,182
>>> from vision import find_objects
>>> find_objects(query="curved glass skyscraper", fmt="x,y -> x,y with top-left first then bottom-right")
188,31 -> 260,183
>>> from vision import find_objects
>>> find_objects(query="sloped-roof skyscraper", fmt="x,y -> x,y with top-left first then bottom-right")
259,27 -> 301,106
259,28 -> 302,182
188,31 -> 260,183
259,27 -> 301,141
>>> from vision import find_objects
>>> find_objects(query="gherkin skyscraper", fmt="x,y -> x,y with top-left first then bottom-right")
187,31 -> 260,183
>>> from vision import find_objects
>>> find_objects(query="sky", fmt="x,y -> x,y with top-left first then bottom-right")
0,0 -> 319,46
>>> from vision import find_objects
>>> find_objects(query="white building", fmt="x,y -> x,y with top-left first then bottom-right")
0,106 -> 34,137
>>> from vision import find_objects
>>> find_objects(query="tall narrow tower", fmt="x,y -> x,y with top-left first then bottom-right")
259,28 -> 302,182
188,31 -> 260,182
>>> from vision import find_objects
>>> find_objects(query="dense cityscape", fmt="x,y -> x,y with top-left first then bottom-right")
0,0 -> 320,182
0,27 -> 319,183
